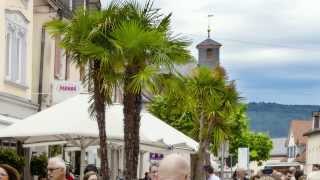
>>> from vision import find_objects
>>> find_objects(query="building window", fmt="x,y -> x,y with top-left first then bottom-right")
54,36 -> 69,80
5,10 -> 28,86
207,48 -> 214,59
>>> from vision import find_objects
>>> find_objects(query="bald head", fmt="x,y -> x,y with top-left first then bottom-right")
158,154 -> 189,180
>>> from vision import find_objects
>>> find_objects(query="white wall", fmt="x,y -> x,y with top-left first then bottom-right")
305,134 -> 320,174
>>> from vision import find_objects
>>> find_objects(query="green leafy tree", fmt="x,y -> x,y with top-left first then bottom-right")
149,95 -> 195,138
0,148 -> 25,173
30,153 -> 48,178
230,131 -> 273,164
150,96 -> 273,165
48,145 -> 62,157
228,105 -> 273,164
249,132 -> 273,162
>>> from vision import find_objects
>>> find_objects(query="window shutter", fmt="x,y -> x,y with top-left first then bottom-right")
11,33 -> 19,82
21,36 -> 27,84
5,32 -> 11,78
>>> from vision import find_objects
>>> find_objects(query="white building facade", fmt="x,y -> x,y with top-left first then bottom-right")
304,112 -> 320,174
0,0 -> 38,128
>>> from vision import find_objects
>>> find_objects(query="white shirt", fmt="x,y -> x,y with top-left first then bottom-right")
208,174 -> 220,180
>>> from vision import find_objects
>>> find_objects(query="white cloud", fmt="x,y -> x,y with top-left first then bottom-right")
100,0 -> 320,104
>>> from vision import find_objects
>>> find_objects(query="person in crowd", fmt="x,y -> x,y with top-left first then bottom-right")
149,163 -> 159,180
83,171 -> 98,180
250,170 -> 264,180
250,174 -> 260,180
0,164 -> 20,180
258,167 -> 275,180
47,157 -> 67,180
116,169 -> 124,180
84,164 -> 99,175
233,168 -> 249,180
83,164 -> 99,180
204,165 -> 220,180
287,167 -> 296,180
65,163 -> 74,180
259,176 -> 275,180
294,169 -> 304,180
158,154 -> 189,180
143,172 -> 150,180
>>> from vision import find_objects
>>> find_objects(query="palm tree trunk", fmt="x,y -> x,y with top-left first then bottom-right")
194,113 -> 209,180
194,140 -> 210,180
123,65 -> 142,180
93,62 -> 110,180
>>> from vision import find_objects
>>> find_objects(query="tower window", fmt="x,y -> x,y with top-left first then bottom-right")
207,48 -> 214,59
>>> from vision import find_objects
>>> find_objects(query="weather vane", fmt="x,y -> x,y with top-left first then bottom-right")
208,14 -> 214,38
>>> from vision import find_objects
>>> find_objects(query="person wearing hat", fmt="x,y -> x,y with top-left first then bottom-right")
0,164 -> 20,180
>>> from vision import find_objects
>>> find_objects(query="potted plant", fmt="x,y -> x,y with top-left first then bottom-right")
30,153 -> 48,180
0,148 -> 25,173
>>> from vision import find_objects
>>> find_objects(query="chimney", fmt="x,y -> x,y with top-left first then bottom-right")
312,111 -> 320,129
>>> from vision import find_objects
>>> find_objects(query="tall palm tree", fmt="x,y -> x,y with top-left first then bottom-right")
112,1 -> 192,179
45,5 -> 123,179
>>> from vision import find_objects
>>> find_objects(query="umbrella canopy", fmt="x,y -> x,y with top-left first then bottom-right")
0,114 -> 20,129
0,94 -> 198,151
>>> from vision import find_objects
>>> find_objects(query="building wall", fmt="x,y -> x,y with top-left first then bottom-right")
0,0 -> 37,119
305,134 -> 320,174
0,0 -> 33,98
32,1 -> 57,106
32,0 -> 81,108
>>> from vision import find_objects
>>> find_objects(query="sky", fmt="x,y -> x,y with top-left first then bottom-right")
101,0 -> 320,105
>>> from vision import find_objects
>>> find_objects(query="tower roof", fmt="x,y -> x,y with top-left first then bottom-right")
196,38 -> 222,49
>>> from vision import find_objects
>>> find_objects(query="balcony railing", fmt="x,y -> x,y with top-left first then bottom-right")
47,0 -> 101,19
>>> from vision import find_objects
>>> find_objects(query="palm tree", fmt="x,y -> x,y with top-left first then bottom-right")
45,5 -> 123,179
159,66 -> 240,180
111,1 -> 192,179
189,67 -> 240,180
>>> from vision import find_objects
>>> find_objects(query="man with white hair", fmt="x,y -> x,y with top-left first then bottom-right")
158,154 -> 189,180
47,156 -> 67,180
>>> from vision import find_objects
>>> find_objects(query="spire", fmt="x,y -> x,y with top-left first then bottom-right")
208,14 -> 213,39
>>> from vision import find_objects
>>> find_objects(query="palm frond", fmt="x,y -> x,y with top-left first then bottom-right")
127,66 -> 158,94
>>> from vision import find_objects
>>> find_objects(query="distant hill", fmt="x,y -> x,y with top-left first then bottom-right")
247,102 -> 320,138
